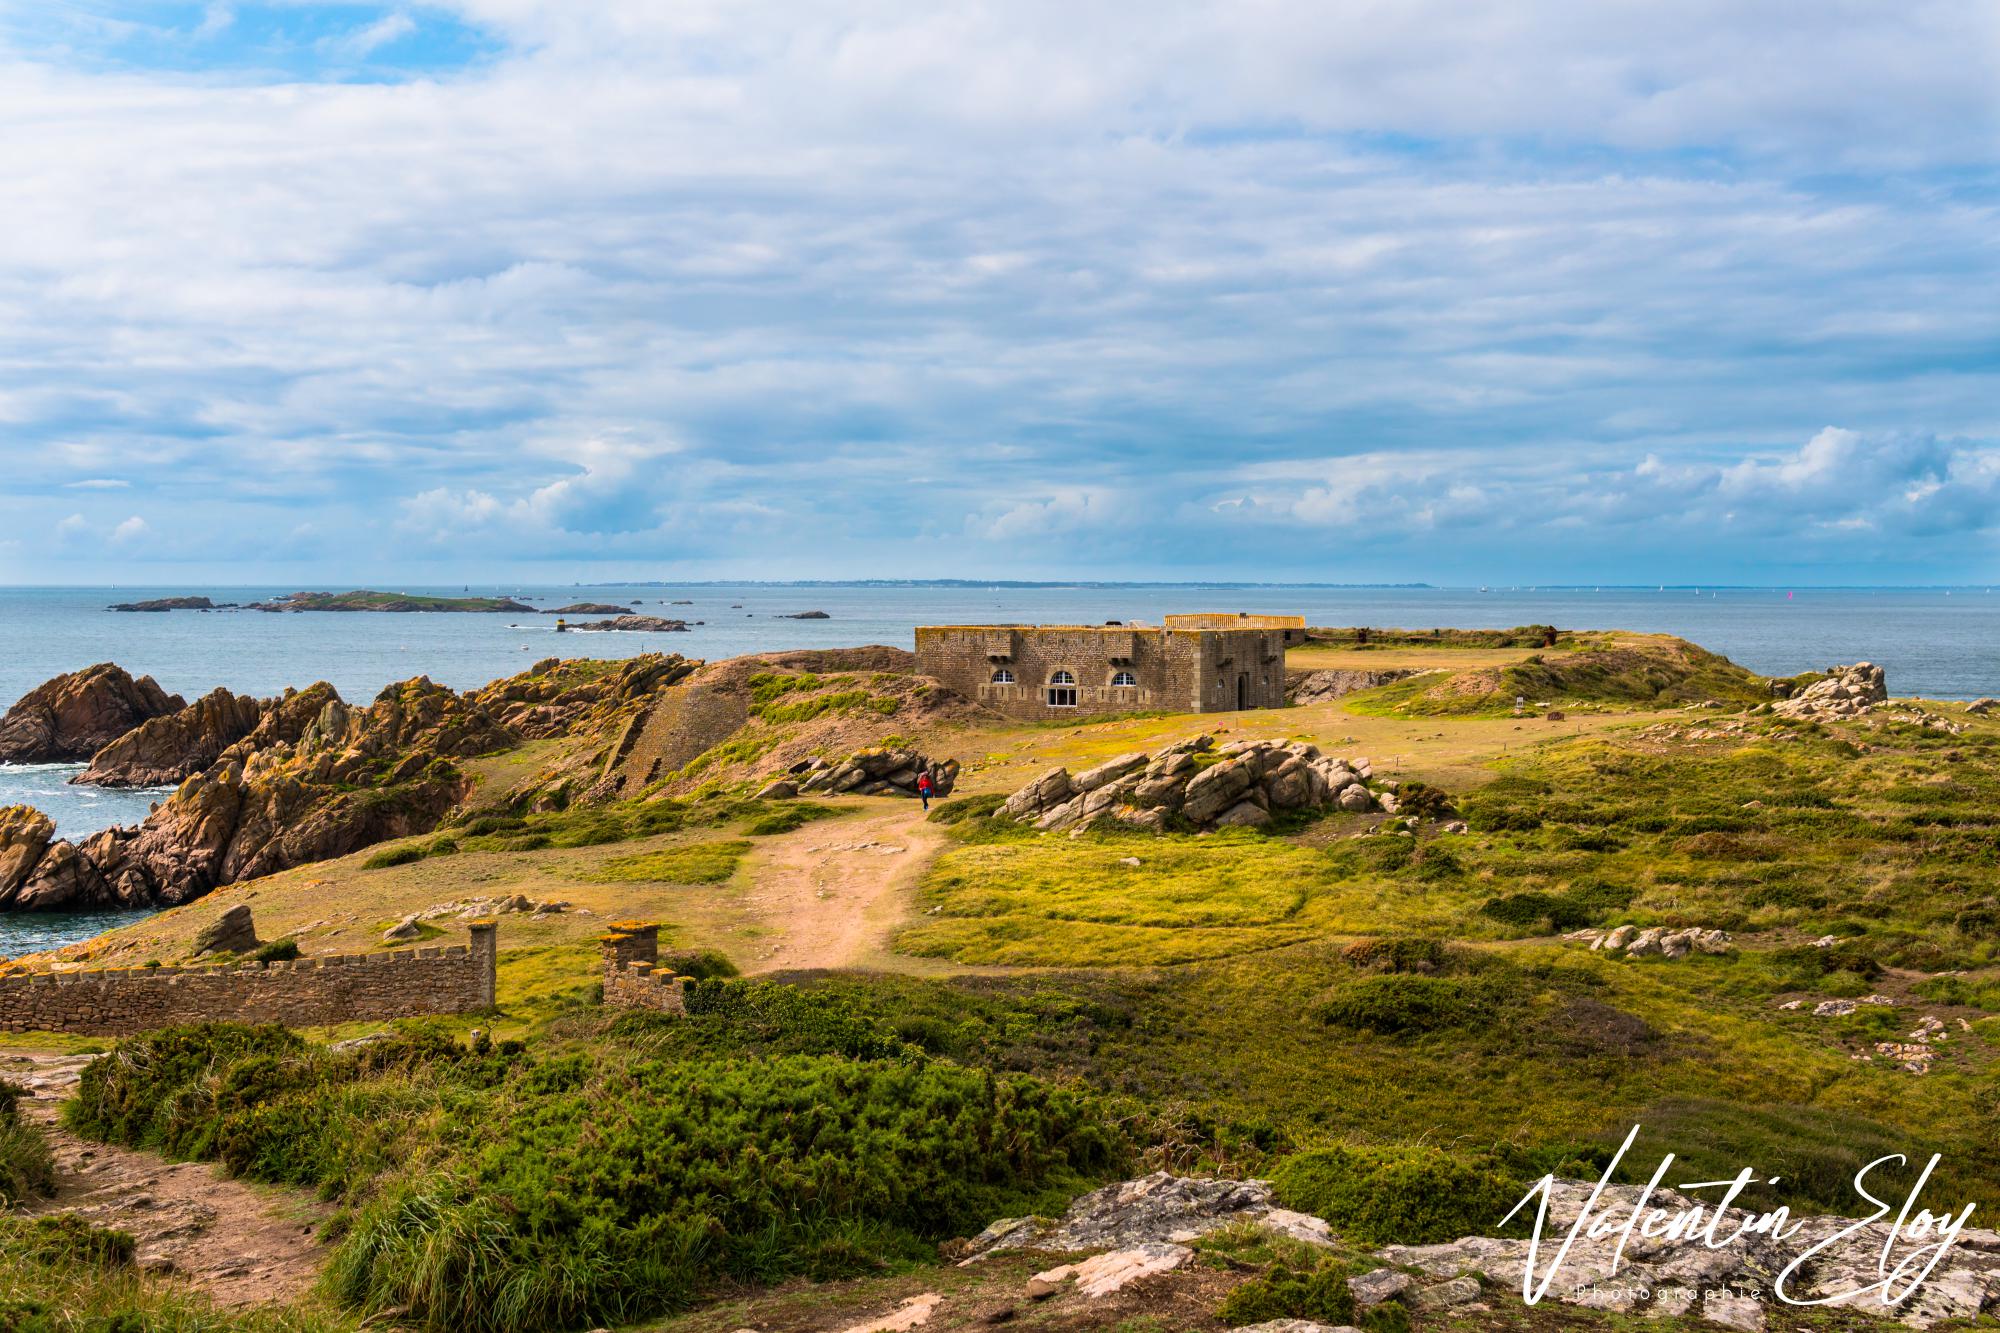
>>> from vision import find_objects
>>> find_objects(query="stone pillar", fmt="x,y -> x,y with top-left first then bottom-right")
467,920 -> 498,1009
600,921 -> 660,972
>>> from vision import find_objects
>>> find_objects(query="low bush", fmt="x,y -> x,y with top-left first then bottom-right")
1269,1144 -> 1523,1245
1220,1265 -> 1412,1332
1312,974 -> 1499,1035
928,793 -> 1006,825
0,1080 -> 53,1207
656,948 -> 740,981
252,939 -> 301,964
362,842 -> 428,870
0,1214 -> 133,1268
66,1023 -> 1126,1333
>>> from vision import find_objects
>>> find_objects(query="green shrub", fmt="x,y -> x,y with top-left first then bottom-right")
66,1023 -> 1126,1333
326,1054 -> 1120,1330
1313,975 -> 1496,1035
1338,938 -> 1451,973
251,939 -> 301,964
0,1081 -> 53,1207
0,1214 -> 133,1268
928,793 -> 1005,825
1217,1261 -> 1357,1326
1269,1144 -> 1523,1245
362,843 -> 428,870
656,948 -> 740,981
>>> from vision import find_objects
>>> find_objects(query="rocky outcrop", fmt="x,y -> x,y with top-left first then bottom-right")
0,665 -> 184,764
779,610 -> 831,619
0,807 -> 56,906
541,603 -> 631,615
963,1172 -> 1331,1258
996,735 -> 1385,833
1561,925 -> 1733,958
1,677 -> 516,911
76,687 -> 264,787
564,616 -> 690,633
470,655 -> 702,741
192,904 -> 258,956
786,748 -> 960,800
1772,662 -> 1887,721
1371,1176 -> 2000,1328
972,1172 -> 2000,1329
1287,668 -> 1425,704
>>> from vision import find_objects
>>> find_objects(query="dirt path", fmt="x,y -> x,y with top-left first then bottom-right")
740,802 -> 950,973
2,1050 -> 331,1308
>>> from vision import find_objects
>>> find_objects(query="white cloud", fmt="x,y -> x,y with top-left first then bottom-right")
0,3 -> 1993,581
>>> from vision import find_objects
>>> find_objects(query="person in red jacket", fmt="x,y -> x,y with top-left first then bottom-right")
915,769 -> 935,811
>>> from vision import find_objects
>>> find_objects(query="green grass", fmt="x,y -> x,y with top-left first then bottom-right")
0,1212 -> 358,1332
1344,636 -> 1769,717
0,1082 -> 53,1208
591,840 -> 753,884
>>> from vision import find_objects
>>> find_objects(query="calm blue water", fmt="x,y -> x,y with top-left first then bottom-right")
0,581 -> 1993,956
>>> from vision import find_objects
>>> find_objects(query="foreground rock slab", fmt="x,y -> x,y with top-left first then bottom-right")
965,1171 -> 1331,1258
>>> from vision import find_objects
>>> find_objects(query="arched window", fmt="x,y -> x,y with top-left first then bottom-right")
991,668 -> 1014,684
1046,669 -> 1078,708
1111,670 -> 1137,687
1050,670 -> 1076,685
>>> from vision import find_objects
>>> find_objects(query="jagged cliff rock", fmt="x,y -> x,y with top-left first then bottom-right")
3,677 -> 516,911
0,664 -> 184,764
0,807 -> 56,905
471,654 -> 703,741
76,687 -> 264,787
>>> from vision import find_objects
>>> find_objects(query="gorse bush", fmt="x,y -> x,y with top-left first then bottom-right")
1269,1144 -> 1524,1245
0,1079 -> 53,1207
65,1023 -> 1125,1333
1313,973 -> 1502,1035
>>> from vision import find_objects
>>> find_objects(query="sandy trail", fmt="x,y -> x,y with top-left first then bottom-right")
740,802 -> 949,973
3,1050 -> 331,1308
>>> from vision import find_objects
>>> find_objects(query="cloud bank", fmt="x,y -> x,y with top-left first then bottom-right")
0,1 -> 1994,582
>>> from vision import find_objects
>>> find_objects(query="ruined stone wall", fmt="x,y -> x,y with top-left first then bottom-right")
1161,613 -> 1306,632
599,921 -> 687,1016
915,624 -> 1293,720
0,922 -> 497,1036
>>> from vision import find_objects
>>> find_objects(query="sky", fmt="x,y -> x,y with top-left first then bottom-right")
0,2 -> 1996,586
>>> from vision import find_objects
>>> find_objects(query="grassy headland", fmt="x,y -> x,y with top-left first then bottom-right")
7,628 -> 1998,1331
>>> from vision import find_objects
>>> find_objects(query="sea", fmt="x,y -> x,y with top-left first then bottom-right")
1,581 -> 1995,953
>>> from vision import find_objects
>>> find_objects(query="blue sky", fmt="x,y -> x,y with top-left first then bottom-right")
1,2 -> 1996,584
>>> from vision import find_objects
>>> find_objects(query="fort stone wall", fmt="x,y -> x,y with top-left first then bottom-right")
0,922 -> 498,1036
599,921 -> 688,1016
915,617 -> 1296,720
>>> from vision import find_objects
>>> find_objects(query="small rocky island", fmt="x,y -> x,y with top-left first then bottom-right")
245,590 -> 536,613
541,603 -> 632,615
108,596 -> 228,612
560,615 -> 690,633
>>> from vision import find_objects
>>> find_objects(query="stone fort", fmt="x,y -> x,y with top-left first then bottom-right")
915,613 -> 1307,720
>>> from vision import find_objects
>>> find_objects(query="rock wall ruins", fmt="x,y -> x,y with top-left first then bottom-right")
599,921 -> 687,1016
0,922 -> 497,1035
